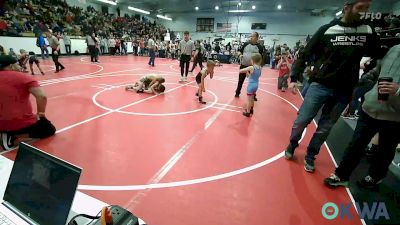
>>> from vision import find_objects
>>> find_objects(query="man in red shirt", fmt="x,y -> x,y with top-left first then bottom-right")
0,56 -> 56,151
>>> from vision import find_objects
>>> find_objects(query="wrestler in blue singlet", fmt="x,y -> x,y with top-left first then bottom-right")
247,65 -> 262,95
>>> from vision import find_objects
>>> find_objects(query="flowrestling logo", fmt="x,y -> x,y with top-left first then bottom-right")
322,202 -> 390,220
330,36 -> 367,46
359,12 -> 382,21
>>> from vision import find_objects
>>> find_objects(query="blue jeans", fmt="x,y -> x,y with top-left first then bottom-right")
348,84 -> 373,115
289,82 -> 349,161
148,49 -> 155,66
40,46 -> 49,59
301,80 -> 310,97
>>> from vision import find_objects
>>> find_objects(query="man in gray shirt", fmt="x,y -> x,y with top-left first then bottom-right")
148,36 -> 156,67
178,31 -> 195,82
46,31 -> 65,73
86,33 -> 99,63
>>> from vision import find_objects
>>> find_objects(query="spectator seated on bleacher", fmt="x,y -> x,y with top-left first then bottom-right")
1,0 -> 172,40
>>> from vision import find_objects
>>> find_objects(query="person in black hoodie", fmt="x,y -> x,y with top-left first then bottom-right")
284,0 -> 382,173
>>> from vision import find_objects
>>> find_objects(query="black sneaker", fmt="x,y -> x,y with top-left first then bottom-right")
284,144 -> 296,160
357,175 -> 382,191
324,173 -> 349,188
250,107 -> 254,114
137,89 -> 144,93
242,111 -> 251,117
366,144 -> 378,157
254,96 -> 258,101
195,92 -> 199,96
304,158 -> 315,173
1,133 -> 15,151
198,97 -> 206,104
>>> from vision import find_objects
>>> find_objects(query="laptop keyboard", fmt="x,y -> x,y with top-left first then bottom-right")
0,211 -> 16,225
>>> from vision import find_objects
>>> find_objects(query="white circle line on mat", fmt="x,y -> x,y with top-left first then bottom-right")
78,86 -> 306,191
92,82 -> 218,116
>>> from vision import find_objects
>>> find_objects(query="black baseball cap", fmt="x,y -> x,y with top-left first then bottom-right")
0,55 -> 17,69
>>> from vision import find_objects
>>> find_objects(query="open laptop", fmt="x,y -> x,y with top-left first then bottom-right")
0,143 -> 82,225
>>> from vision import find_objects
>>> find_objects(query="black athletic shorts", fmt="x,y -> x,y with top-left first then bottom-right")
8,117 -> 56,139
29,59 -> 39,65
196,73 -> 202,84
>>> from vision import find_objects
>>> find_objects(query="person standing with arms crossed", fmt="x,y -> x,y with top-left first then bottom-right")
178,31 -> 195,82
235,32 -> 263,100
86,32 -> 99,63
283,0 -> 382,173
46,31 -> 65,73
148,36 -> 156,67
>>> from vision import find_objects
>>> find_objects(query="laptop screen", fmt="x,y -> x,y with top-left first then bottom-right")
3,143 -> 82,225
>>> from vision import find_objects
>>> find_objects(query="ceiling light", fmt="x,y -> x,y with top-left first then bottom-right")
277,4 -> 282,10
195,6 -> 199,10
215,6 -> 219,10
96,0 -> 117,5
252,5 -> 256,10
228,10 -> 252,13
238,2 -> 242,6
128,6 -> 150,14
157,14 -> 172,21
336,11 -> 342,16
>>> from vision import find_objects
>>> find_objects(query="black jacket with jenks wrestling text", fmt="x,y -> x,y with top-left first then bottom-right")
291,19 -> 382,94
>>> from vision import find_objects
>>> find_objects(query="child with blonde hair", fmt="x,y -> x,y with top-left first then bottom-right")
239,53 -> 262,117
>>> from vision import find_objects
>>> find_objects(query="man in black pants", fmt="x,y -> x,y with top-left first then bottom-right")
87,32 -> 99,63
46,31 -> 65,73
235,32 -> 263,99
284,0 -> 381,173
178,31 -> 195,82
324,44 -> 400,190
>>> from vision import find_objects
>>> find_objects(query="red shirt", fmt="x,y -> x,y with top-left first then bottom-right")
278,59 -> 293,77
0,20 -> 7,31
0,71 -> 39,131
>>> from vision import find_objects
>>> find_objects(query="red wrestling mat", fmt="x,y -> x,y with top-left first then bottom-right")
2,55 -> 363,225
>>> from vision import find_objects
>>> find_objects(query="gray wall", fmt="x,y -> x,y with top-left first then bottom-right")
159,12 -> 334,47
394,1 -> 400,14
